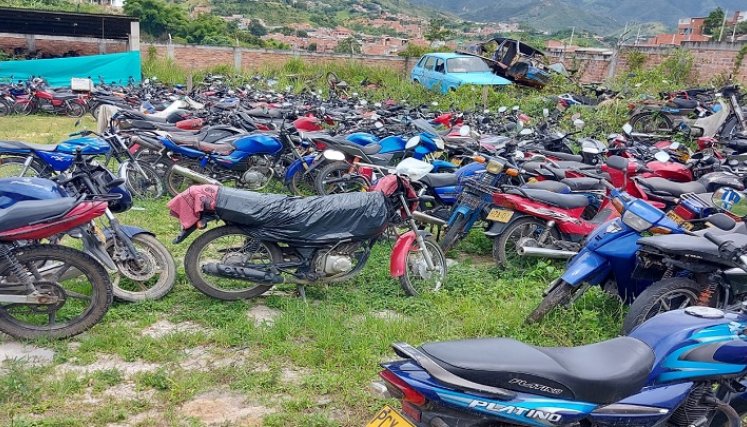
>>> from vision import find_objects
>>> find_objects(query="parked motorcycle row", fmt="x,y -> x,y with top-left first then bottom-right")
2,75 -> 747,427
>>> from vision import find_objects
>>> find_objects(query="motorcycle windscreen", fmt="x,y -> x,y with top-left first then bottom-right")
215,188 -> 389,244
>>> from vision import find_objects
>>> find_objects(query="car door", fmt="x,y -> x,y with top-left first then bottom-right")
432,58 -> 447,93
421,56 -> 436,89
411,55 -> 427,83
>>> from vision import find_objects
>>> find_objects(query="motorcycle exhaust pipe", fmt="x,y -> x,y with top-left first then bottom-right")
201,262 -> 284,284
412,211 -> 447,227
170,164 -> 222,186
517,246 -> 577,259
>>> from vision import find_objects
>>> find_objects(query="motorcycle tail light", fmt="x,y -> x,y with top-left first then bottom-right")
402,402 -> 422,422
649,226 -> 672,234
359,166 -> 374,181
672,204 -> 696,221
379,370 -> 426,406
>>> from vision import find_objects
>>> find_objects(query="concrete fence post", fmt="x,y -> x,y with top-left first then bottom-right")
166,42 -> 175,60
128,21 -> 140,51
233,47 -> 242,72
25,34 -> 35,51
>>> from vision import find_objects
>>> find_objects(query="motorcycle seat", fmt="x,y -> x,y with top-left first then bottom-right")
561,177 -> 606,191
670,98 -> 698,109
0,198 -> 76,234
539,150 -> 584,163
522,180 -> 571,193
638,233 -> 747,264
508,188 -> 589,209
169,134 -> 237,154
419,336 -> 654,404
637,177 -> 706,197
419,173 -> 458,188
0,140 -> 58,152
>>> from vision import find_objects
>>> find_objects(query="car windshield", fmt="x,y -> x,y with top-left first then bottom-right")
446,57 -> 490,73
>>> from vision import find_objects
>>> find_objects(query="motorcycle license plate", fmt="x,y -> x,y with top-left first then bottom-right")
487,208 -> 513,223
665,211 -> 693,231
366,405 -> 415,427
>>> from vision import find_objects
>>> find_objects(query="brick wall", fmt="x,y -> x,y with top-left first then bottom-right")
0,33 -> 127,57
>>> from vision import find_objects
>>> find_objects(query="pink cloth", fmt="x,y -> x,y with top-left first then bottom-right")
167,185 -> 219,229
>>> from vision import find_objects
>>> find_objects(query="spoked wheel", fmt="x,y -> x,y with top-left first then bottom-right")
108,234 -> 176,302
0,156 -> 46,178
13,102 -> 34,116
0,100 -> 11,117
629,111 -> 674,133
313,162 -> 366,195
622,277 -> 703,334
65,102 -> 86,118
134,149 -> 173,179
288,170 -> 316,196
184,226 -> 283,300
165,163 -> 201,197
439,213 -> 468,253
0,245 -> 112,339
125,163 -> 164,199
493,217 -> 560,270
399,236 -> 447,296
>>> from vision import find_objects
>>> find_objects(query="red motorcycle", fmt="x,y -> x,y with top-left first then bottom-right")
14,84 -> 88,118
488,175 -> 618,269
0,190 -> 113,339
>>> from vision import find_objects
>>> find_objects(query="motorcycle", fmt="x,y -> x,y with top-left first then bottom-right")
371,305 -> 747,427
0,177 -> 113,339
623,187 -> 747,333
168,158 -> 447,299
13,82 -> 88,118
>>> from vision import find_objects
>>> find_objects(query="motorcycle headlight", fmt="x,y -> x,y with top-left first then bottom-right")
622,211 -> 653,232
486,159 -> 504,174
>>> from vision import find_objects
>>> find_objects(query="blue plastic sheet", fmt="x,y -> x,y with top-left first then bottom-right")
0,51 -> 141,88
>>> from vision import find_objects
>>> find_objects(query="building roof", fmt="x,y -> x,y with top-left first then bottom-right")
421,52 -> 467,59
0,7 -> 137,40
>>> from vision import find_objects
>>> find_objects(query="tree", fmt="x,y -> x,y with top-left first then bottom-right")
424,18 -> 453,43
334,37 -> 362,54
247,19 -> 267,37
307,43 -> 318,52
124,0 -> 188,38
703,7 -> 725,36
736,21 -> 747,36
296,30 -> 309,38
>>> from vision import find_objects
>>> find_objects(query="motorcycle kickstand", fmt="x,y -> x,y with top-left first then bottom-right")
296,284 -> 307,302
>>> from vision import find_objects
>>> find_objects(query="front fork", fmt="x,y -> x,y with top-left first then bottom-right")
106,210 -> 144,267
401,194 -> 435,270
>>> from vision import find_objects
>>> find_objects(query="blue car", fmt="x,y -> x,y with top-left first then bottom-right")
410,53 -> 511,93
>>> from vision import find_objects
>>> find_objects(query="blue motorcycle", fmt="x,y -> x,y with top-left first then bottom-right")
373,304 -> 747,427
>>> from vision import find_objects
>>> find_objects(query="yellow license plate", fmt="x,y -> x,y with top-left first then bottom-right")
366,405 -> 415,427
666,211 -> 693,231
451,158 -> 462,166
487,208 -> 514,223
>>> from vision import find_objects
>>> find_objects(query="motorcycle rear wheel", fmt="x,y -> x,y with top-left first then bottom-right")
125,163 -> 165,199
0,156 -> 48,178
493,217 -> 560,270
165,163 -> 201,197
313,161 -> 366,195
184,226 -> 284,300
65,102 -> 86,118
0,245 -> 112,339
621,277 -> 703,334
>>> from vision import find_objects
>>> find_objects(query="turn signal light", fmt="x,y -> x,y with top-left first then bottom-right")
506,168 -> 519,177
473,156 -> 487,163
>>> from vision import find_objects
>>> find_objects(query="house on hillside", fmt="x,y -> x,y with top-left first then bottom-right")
644,17 -> 711,46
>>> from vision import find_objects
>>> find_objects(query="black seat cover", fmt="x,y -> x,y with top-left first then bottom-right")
523,180 -> 570,193
0,198 -> 76,234
0,140 -> 59,152
561,177 -> 606,191
215,188 -> 389,244
671,98 -> 698,109
539,150 -> 584,163
509,188 -> 589,209
420,173 -> 458,188
639,233 -> 747,264
419,336 -> 654,404
637,177 -> 706,197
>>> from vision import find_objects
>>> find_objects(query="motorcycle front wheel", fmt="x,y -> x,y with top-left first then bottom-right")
184,225 -> 283,300
124,163 -> 165,199
399,237 -> 447,296
621,277 -> 704,334
0,244 -> 112,339
164,163 -> 202,197
526,280 -> 578,324
439,212 -> 468,253
108,234 -> 176,302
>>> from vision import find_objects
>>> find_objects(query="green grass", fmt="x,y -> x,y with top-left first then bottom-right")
0,115 -> 624,426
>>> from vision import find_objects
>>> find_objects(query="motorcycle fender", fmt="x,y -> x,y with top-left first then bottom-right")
104,225 -> 154,240
484,214 -> 526,238
561,250 -> 610,287
81,229 -> 117,270
284,156 -> 314,184
390,230 -> 431,278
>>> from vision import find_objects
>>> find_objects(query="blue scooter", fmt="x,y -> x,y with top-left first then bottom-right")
373,303 -> 747,427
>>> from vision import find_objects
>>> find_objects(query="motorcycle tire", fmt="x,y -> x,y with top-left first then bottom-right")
164,163 -> 201,197
399,236 -> 447,296
720,114 -> 746,138
288,170 -> 315,196
313,161 -> 366,195
526,280 -> 578,324
108,234 -> 176,302
0,244 -> 112,339
124,163 -> 165,199
629,111 -> 674,134
13,102 -> 34,116
440,213 -> 468,253
621,277 -> 704,334
134,148 -> 174,178
65,102 -> 86,118
0,155 -> 48,178
493,217 -> 560,269
184,225 -> 284,300
0,99 -> 11,117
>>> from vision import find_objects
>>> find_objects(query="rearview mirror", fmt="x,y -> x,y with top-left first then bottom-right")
653,151 -> 671,163
543,108 -> 549,118
512,106 -> 520,111
498,106 -> 507,113
712,187 -> 747,217
459,126 -> 471,137
622,123 -> 633,135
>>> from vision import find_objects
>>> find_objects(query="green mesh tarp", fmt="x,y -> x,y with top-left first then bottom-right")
0,51 -> 141,88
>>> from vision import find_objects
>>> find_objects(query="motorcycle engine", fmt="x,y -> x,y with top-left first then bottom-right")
320,255 -> 354,274
241,157 -> 272,190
